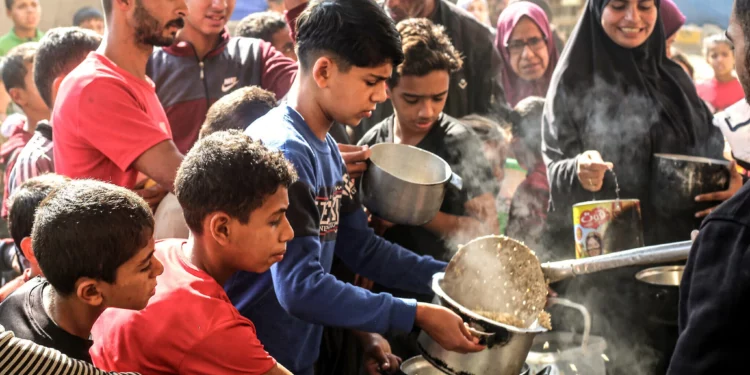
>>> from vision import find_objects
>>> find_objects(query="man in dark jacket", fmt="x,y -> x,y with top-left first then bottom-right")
147,0 -> 298,154
667,2 -> 750,373
348,0 -> 510,142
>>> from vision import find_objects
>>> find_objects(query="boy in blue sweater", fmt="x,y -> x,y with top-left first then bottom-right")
227,0 -> 485,373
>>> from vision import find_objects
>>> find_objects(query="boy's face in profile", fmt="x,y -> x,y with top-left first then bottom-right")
225,187 -> 294,273
12,62 -> 47,114
319,60 -> 392,127
6,0 -> 40,31
95,236 -> 164,311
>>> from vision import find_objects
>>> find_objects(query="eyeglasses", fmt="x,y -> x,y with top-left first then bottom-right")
505,36 -> 547,55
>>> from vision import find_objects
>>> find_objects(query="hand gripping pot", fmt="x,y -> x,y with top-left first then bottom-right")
417,272 -> 548,375
361,143 -> 463,226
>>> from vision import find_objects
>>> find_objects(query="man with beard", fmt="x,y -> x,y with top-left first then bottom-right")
147,0 -> 298,155
52,0 -> 186,208
667,2 -> 750,372
346,0 -> 510,142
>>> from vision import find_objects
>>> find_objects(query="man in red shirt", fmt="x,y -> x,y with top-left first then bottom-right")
696,33 -> 746,113
52,0 -> 186,202
92,130 -> 295,375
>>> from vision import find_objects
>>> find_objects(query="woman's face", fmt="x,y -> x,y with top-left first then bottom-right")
508,17 -> 550,81
601,0 -> 658,49
586,237 -> 602,256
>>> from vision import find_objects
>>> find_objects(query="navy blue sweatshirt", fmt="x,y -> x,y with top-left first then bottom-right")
667,180 -> 750,374
226,105 -> 446,374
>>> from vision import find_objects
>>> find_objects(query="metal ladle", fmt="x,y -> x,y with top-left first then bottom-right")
541,240 -> 692,284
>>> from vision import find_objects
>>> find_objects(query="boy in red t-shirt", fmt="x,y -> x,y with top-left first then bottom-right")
696,33 -> 746,113
92,130 -> 295,375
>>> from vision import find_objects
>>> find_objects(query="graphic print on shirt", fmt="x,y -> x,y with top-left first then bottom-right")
317,172 -> 357,242
221,77 -> 239,93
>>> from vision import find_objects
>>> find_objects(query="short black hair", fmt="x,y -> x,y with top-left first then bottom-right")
73,6 -> 104,27
671,48 -> 695,79
4,0 -> 13,11
512,96 -> 545,154
176,130 -> 297,235
296,0 -> 403,72
388,18 -> 463,87
236,11 -> 287,41
8,174 -> 69,249
200,86 -> 277,139
1,42 -> 38,92
34,27 -> 102,109
32,180 -> 154,296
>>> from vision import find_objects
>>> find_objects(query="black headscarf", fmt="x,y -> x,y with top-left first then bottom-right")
542,0 -> 723,249
545,0 -> 713,151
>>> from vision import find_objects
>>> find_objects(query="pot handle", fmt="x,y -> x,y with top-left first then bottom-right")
448,172 -> 463,191
465,322 -> 497,346
548,298 -> 591,350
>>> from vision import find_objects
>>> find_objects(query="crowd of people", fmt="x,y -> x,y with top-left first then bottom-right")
0,0 -> 748,374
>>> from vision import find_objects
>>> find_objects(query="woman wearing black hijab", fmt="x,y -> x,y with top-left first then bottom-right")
542,0 -> 731,254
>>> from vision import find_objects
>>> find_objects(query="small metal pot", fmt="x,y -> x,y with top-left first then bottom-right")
417,273 -> 547,375
651,153 -> 730,217
361,143 -> 462,226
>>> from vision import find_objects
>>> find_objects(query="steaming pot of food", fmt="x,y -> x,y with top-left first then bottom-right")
651,154 -> 730,217
417,272 -> 548,375
399,355 -> 540,375
361,143 -> 463,226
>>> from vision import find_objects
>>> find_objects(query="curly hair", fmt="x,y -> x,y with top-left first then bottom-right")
388,18 -> 463,87
236,11 -> 287,42
175,130 -> 297,234
199,86 -> 277,139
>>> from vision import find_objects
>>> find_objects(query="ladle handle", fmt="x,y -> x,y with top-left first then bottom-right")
542,240 -> 692,284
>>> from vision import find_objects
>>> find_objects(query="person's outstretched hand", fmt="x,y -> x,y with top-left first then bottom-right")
415,303 -> 485,354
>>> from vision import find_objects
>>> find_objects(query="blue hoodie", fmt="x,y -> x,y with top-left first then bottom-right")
226,105 -> 446,374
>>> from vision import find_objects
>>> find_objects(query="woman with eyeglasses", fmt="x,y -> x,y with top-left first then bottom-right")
541,0 -> 737,252
495,1 -> 560,107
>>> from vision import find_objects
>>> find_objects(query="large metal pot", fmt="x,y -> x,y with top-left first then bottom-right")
417,273 -> 547,375
400,356 -> 532,375
361,143 -> 462,226
651,153 -> 730,217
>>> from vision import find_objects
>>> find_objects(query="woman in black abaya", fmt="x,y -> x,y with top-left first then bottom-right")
542,0 -> 735,256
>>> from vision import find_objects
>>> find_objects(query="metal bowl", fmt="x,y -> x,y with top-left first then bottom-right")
361,143 -> 462,226
635,266 -> 684,287
400,355 -> 532,375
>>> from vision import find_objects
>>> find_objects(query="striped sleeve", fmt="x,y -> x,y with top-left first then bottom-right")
0,329 -> 140,375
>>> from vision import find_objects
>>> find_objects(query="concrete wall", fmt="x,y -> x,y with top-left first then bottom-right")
0,0 -> 102,34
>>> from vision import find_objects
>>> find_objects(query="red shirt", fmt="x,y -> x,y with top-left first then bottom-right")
52,52 -> 173,189
696,77 -> 746,113
91,240 -> 276,375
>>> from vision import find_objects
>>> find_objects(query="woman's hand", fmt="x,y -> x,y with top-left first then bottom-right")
576,151 -> 614,192
694,161 -> 743,218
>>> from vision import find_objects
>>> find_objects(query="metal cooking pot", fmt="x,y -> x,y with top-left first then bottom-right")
400,355 -> 533,375
417,273 -> 547,375
361,143 -> 462,226
651,153 -> 730,217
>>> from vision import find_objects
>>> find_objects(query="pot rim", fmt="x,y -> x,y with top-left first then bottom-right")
432,272 -> 548,334
368,143 -> 453,186
635,265 -> 684,287
653,153 -> 731,166
572,199 -> 640,207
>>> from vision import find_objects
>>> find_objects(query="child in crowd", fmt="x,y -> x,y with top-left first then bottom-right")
358,19 -> 499,265
0,0 -> 43,56
0,174 -> 68,302
0,42 -> 48,219
199,86 -> 277,138
72,7 -> 105,35
0,179 -> 162,363
233,1 -> 483,373
696,34 -> 745,113
505,96 -> 552,259
8,27 -> 102,197
92,131 -> 295,375
236,11 -> 296,61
